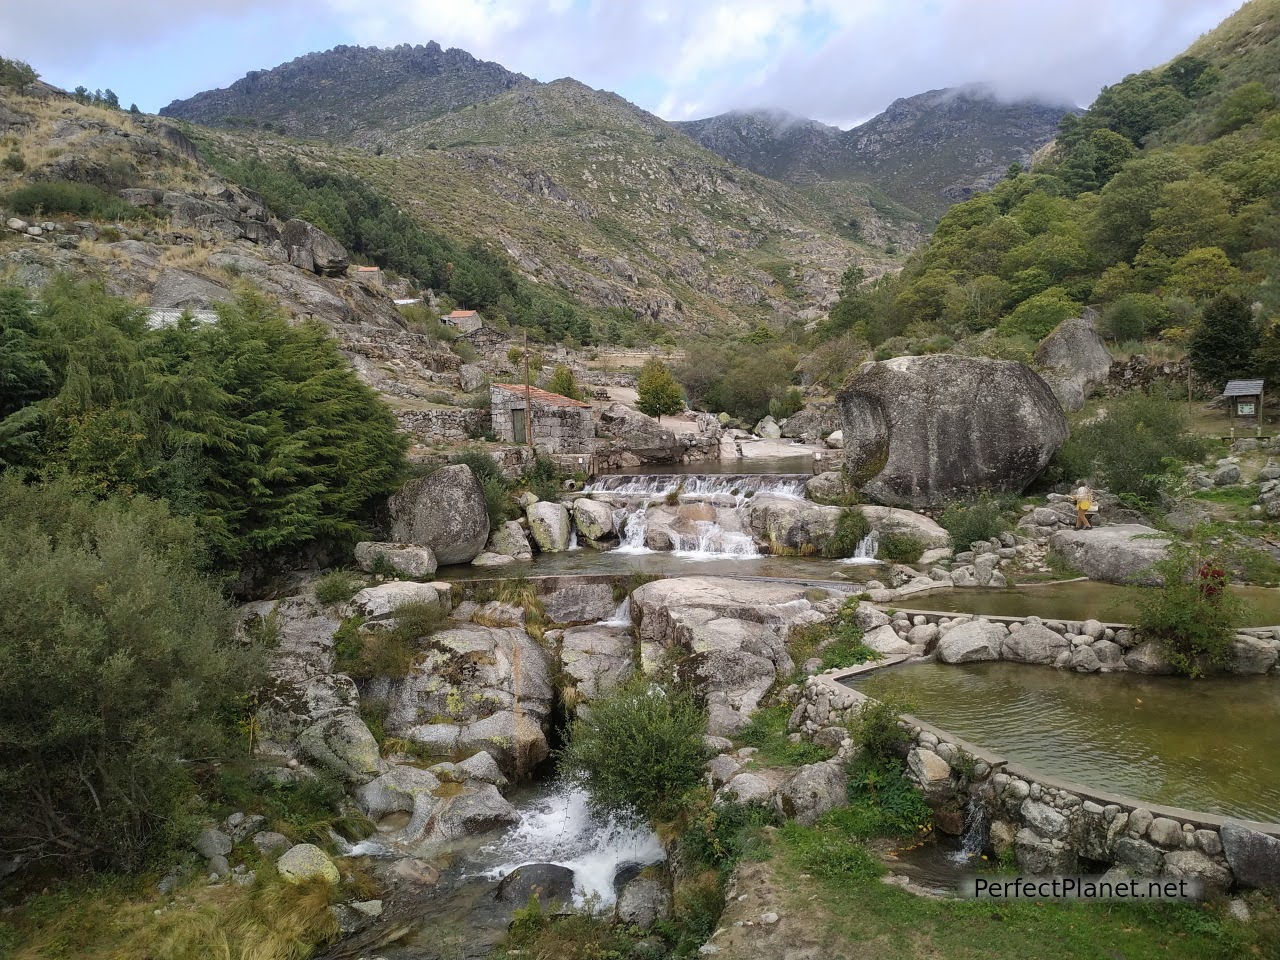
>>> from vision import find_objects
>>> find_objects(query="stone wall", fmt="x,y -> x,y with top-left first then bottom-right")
396,408 -> 491,444
789,666 -> 1280,891
861,605 -> 1279,676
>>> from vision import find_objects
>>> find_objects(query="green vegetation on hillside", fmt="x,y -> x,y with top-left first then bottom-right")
814,2 -> 1280,389
196,149 -> 600,343
0,278 -> 407,568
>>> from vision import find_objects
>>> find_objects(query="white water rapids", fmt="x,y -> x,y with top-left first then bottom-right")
467,781 -> 665,906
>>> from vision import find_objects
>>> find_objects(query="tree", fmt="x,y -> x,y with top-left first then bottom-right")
1166,246 -> 1241,301
0,57 -> 38,94
545,363 -> 583,401
997,286 -> 1082,339
0,477 -> 263,870
128,103 -> 140,114
1190,292 -> 1258,389
101,88 -> 120,109
636,358 -> 683,421
1215,81 -> 1276,135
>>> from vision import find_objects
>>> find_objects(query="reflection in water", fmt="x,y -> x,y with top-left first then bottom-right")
853,662 -> 1280,821
441,548 -> 883,582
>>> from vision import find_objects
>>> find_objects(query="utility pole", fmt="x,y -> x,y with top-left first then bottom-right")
523,329 -> 533,450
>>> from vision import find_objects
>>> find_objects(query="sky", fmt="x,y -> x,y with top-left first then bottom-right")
0,0 -> 1249,128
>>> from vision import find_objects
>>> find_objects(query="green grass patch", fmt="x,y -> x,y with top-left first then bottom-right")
736,705 -> 833,767
5,181 -> 145,220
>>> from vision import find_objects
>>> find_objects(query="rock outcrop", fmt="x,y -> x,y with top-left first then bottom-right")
629,577 -> 834,734
389,465 -> 490,566
1035,312 -> 1113,412
1049,525 -> 1170,585
836,355 -> 1068,508
596,403 -> 679,461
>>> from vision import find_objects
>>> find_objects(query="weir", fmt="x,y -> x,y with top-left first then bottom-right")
585,472 -> 809,500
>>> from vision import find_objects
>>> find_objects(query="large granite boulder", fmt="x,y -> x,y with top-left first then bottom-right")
744,495 -> 839,555
1002,622 -> 1070,664
836,355 -> 1068,508
353,542 -> 438,579
487,520 -> 533,561
389,465 -> 490,566
937,620 -> 1005,663
557,624 -> 635,698
572,497 -> 616,543
1035,312 -> 1114,412
1049,525 -> 1170,585
596,403 -> 678,461
629,577 -> 830,734
859,505 -> 950,549
369,623 -> 554,777
527,501 -> 571,552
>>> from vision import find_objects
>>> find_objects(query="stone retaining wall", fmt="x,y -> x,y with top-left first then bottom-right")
789,664 -> 1280,891
396,408 -> 491,444
861,602 -> 1280,676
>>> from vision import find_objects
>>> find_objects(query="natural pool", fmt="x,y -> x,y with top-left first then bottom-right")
440,546 -> 884,582
851,661 -> 1280,822
905,580 -> 1280,626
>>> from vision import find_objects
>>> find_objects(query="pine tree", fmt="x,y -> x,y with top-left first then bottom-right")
1191,292 -> 1257,389
636,358 -> 683,421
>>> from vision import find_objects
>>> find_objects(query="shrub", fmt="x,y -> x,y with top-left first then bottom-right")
450,450 -> 517,526
1050,388 -> 1208,509
560,677 -> 706,823
0,478 -> 263,871
636,358 -> 684,420
1137,543 -> 1246,677
997,287 -> 1082,339
545,363 -> 583,401
5,181 -> 143,220
821,507 -> 871,558
937,498 -> 1009,547
737,705 -> 832,766
877,532 -> 924,563
523,455 -> 563,503
2,151 -> 24,173
679,797 -> 776,874
314,570 -> 361,605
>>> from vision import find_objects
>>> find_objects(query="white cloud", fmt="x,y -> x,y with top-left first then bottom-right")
0,0 -> 1249,125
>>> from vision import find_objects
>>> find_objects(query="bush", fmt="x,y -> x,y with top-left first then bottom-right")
679,798 -> 776,875
0,478 -> 263,870
545,363 -> 583,401
560,678 -> 706,823
314,570 -> 361,605
997,287 -> 1082,340
333,601 -> 441,681
821,507 -> 871,558
877,532 -> 924,563
2,151 -> 24,173
737,705 -> 832,766
450,450 -> 517,526
937,498 -> 1009,547
1136,544 -> 1246,677
636,358 -> 684,420
5,181 -> 143,220
522,455 -> 563,503
1050,389 -> 1208,509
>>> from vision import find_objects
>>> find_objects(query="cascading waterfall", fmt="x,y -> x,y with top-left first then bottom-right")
586,473 -> 808,501
842,530 -> 880,565
468,781 -> 665,906
568,525 -> 581,551
951,795 -> 991,863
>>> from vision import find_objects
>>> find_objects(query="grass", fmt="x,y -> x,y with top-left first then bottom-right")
768,827 -> 1275,960
0,869 -> 342,960
787,597 -> 881,682
737,704 -> 833,767
314,569 -> 362,605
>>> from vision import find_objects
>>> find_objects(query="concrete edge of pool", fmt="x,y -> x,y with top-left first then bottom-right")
826,655 -> 1280,838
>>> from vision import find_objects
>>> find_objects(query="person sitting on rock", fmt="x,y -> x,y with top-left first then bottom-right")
1074,482 -> 1094,530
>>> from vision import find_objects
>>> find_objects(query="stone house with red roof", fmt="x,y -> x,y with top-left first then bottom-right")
490,383 -> 597,454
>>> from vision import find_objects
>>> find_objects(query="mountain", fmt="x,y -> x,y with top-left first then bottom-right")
160,42 -> 531,141
163,46 -> 923,332
678,87 -> 1077,220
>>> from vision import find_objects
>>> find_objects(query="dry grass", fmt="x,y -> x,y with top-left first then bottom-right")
5,869 -> 340,960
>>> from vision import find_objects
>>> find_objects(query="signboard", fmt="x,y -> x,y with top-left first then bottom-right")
1238,401 -> 1256,416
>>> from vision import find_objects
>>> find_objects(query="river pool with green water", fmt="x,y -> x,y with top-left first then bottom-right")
852,661 -> 1280,822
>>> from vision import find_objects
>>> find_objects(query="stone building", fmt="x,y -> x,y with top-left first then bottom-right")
442,309 -> 484,334
490,383 -> 596,454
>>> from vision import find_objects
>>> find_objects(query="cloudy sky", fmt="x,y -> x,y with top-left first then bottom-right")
0,0 -> 1248,127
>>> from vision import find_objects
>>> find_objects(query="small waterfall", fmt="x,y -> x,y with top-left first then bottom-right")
599,596 -> 631,627
614,508 -> 652,554
568,525 -> 581,551
841,530 -> 880,565
586,473 -> 807,501
951,795 -> 991,863
673,522 -> 760,559
468,781 -> 665,906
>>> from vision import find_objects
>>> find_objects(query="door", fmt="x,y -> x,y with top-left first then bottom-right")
512,407 -> 527,444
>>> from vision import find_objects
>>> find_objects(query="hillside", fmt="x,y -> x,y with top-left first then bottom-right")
678,87 -> 1075,221
173,56 -> 921,333
160,42 -> 531,141
816,0 -> 1280,367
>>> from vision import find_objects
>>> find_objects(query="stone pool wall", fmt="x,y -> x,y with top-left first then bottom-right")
788,664 -> 1280,891
863,604 -> 1280,676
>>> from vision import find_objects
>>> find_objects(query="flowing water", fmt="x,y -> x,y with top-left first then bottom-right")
598,456 -> 819,476
440,548 -> 883,582
852,662 -> 1280,821
586,472 -> 809,500
465,780 -> 665,906
893,579 -> 1280,625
